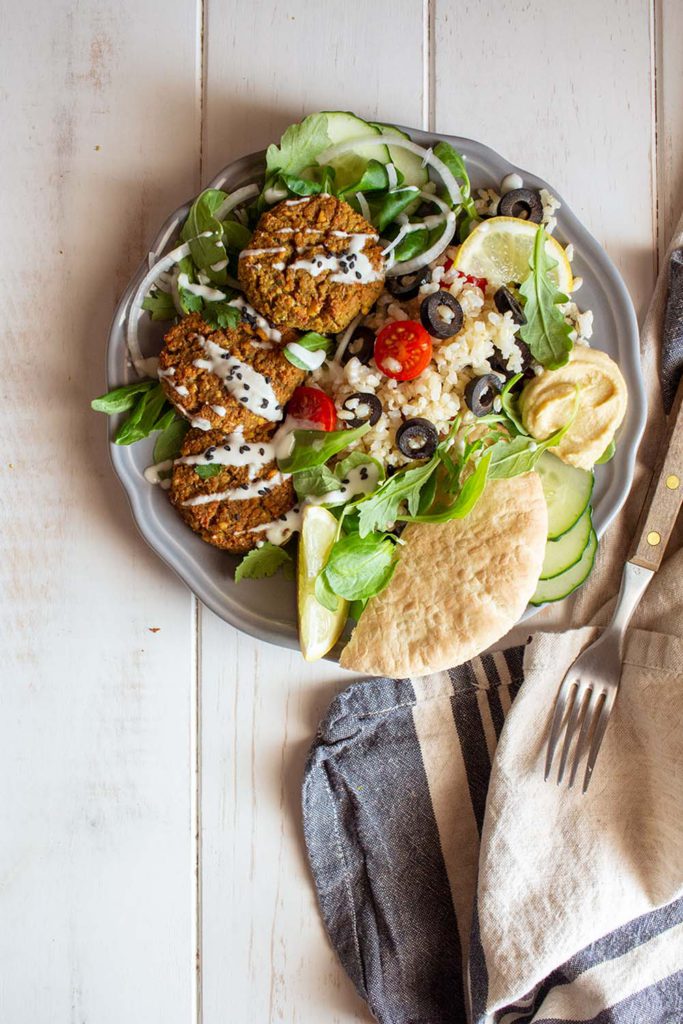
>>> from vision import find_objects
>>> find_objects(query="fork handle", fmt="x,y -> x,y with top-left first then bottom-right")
629,374 -> 683,571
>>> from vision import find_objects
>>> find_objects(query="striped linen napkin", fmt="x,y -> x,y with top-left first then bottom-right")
302,221 -> 683,1023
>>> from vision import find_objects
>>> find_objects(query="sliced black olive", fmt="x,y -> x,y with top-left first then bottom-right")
490,339 -> 534,382
420,290 -> 464,339
494,285 -> 527,325
341,392 -> 382,428
497,188 -> 543,223
385,265 -> 431,300
340,326 -> 375,366
396,417 -> 439,460
464,374 -> 502,417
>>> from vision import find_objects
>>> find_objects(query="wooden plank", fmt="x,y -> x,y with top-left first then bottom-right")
655,0 -> 683,261
433,0 -> 656,319
199,2 -> 425,1020
0,1 -> 200,1021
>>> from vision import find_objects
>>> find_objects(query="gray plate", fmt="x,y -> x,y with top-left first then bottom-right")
107,127 -> 647,654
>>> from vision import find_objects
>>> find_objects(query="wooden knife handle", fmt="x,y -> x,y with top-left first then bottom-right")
630,376 -> 683,571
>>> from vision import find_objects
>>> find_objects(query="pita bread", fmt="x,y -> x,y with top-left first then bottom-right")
339,472 -> 547,677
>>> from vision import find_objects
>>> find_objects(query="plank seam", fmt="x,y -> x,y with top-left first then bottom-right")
192,595 -> 203,1024
650,0 -> 660,275
422,0 -> 436,132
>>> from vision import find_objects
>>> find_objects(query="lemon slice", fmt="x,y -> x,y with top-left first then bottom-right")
455,217 -> 573,292
298,506 -> 349,661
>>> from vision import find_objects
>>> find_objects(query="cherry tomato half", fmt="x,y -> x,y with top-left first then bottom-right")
443,260 -> 488,292
374,320 -> 433,381
286,386 -> 337,430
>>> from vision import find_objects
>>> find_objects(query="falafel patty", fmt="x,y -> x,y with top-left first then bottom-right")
158,312 -> 305,437
238,195 -> 385,334
169,428 -> 298,553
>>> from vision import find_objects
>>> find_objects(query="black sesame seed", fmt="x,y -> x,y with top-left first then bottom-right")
240,484 -> 248,490
243,384 -> 250,391
239,445 -> 249,453
259,447 -> 265,455
224,445 -> 231,451
341,478 -> 350,485
260,399 -> 268,409
221,353 -> 230,360
279,514 -> 287,521
239,397 -> 248,403
264,376 -> 271,384
205,452 -> 214,461
236,372 -> 242,380
360,467 -> 369,480
258,489 -> 266,496
355,271 -> 362,280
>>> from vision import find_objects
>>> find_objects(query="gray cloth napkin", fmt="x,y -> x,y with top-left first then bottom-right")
302,225 -> 683,1023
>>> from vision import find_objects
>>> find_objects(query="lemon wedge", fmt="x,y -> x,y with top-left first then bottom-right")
298,506 -> 349,661
455,217 -> 573,292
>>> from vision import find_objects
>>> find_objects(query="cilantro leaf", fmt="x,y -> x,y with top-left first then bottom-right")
234,543 -> 292,582
265,113 -> 331,177
91,379 -> 156,415
203,301 -> 241,330
195,463 -> 224,480
153,415 -> 190,463
518,227 -> 574,369
322,534 -> 397,601
142,288 -> 177,321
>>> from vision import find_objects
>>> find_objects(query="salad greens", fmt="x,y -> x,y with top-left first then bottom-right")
283,332 -> 334,371
278,423 -> 370,474
92,380 -> 175,446
234,542 -> 293,582
519,227 -> 574,369
153,415 -> 190,463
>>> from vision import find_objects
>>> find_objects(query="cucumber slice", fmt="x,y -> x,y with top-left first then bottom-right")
539,506 -> 593,580
370,122 -> 430,191
530,529 -> 597,605
319,111 -> 390,192
536,452 -> 594,539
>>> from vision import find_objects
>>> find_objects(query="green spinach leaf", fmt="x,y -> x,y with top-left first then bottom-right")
314,572 -> 340,612
323,534 -> 396,601
114,384 -> 170,446
221,221 -> 252,251
278,423 -> 370,474
153,415 -> 190,463
91,379 -> 156,415
518,227 -> 574,369
371,187 -> 421,231
293,464 -> 340,499
180,189 -> 229,283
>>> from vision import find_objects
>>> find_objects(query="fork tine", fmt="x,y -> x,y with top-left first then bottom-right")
556,684 -> 585,784
582,690 -> 616,793
568,687 -> 601,789
544,677 -> 577,781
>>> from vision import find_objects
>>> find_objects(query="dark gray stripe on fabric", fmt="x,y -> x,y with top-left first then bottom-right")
481,653 -> 501,688
302,676 -> 465,1024
450,672 -> 491,833
486,684 -> 506,739
468,902 -> 490,1024
531,967 -> 683,1024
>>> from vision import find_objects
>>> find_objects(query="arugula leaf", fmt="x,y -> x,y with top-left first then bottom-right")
500,374 -> 528,435
278,423 -> 370,474
400,451 -> 491,523
518,227 -> 574,369
221,221 -> 252,251
487,394 -> 578,479
314,572 -> 340,612
180,189 -> 229,283
339,159 -> 396,197
234,543 -> 292,582
195,463 -> 224,480
433,142 -> 478,220
142,289 -> 177,321
203,301 -> 241,330
323,534 -> 396,601
371,187 -> 421,232
91,379 -> 156,414
114,384 -> 170,446
596,439 -> 616,464
283,331 -> 333,370
356,459 -> 437,537
265,113 -> 331,177
153,415 -> 190,463
293,464 -> 340,499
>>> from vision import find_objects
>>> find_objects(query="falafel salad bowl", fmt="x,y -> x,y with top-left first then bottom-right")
96,111 -> 645,674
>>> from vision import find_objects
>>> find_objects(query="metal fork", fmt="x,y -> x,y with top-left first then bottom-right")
545,366 -> 683,793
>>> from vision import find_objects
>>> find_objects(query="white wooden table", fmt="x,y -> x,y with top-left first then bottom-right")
2,2 -> 681,1020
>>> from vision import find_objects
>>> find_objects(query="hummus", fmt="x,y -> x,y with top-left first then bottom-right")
519,347 -> 627,470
